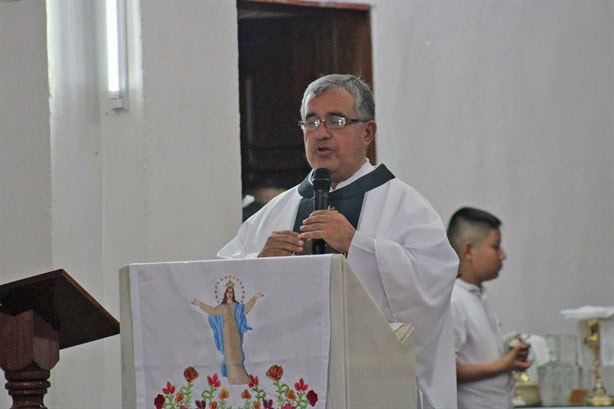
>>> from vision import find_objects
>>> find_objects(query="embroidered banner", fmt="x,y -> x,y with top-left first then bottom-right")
126,256 -> 331,409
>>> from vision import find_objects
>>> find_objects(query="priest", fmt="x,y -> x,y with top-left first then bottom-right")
218,74 -> 459,409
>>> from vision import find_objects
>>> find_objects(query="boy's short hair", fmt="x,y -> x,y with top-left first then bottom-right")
447,207 -> 502,254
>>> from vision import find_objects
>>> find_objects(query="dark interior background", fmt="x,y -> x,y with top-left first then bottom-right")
238,0 -> 374,194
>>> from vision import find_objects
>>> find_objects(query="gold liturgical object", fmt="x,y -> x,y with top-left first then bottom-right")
584,319 -> 614,406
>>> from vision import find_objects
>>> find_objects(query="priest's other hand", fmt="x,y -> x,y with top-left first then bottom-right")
300,209 -> 356,254
258,230 -> 304,257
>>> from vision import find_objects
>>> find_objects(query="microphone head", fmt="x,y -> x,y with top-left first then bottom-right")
312,168 -> 331,191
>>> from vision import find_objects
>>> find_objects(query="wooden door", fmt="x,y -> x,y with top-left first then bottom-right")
238,0 -> 374,193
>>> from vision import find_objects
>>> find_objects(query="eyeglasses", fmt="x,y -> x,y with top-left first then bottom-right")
298,115 -> 368,131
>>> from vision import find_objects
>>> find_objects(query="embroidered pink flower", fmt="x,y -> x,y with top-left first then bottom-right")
207,373 -> 221,388
281,404 -> 296,409
249,374 -> 259,388
307,390 -> 318,406
154,394 -> 164,409
294,378 -> 308,392
162,381 -> 176,395
266,364 -> 283,381
183,366 -> 199,382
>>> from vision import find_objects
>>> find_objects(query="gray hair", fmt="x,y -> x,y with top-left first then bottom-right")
300,74 -> 375,121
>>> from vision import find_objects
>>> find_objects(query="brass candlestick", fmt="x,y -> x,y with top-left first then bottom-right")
584,319 -> 614,406
512,370 -> 541,406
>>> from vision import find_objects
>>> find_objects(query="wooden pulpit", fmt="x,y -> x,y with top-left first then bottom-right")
0,269 -> 120,408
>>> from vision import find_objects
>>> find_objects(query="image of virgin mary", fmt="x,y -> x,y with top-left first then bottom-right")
191,280 -> 263,384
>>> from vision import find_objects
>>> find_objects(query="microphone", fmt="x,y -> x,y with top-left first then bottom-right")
312,168 -> 331,255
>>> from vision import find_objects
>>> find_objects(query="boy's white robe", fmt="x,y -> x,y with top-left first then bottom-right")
219,164 -> 459,409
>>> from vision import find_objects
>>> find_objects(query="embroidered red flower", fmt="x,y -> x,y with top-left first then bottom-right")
281,404 -> 296,409
207,373 -> 221,388
294,378 -> 308,392
154,394 -> 165,409
183,366 -> 199,382
265,364 -> 283,381
249,374 -> 259,388
218,388 -> 230,399
307,390 -> 318,406
162,381 -> 176,395
285,389 -> 297,401
195,401 -> 206,409
241,389 -> 252,399
263,399 -> 274,409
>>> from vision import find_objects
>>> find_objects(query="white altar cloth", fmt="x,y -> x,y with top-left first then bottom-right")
121,256 -> 331,408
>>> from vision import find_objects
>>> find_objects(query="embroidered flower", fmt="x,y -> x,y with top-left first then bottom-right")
175,392 -> 184,403
294,378 -> 308,392
207,374 -> 221,388
155,368 -> 319,408
307,390 -> 318,406
266,364 -> 283,381
183,366 -> 199,382
162,381 -> 175,395
285,389 -> 297,401
249,374 -> 259,388
154,394 -> 164,409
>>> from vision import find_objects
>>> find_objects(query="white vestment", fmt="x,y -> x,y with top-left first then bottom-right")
219,163 -> 459,409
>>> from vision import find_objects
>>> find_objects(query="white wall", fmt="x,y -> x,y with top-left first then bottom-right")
371,0 -> 614,388
1,3 -> 52,408
1,0 -> 241,407
372,0 -> 613,336
0,0 -> 612,407
0,1 -> 52,281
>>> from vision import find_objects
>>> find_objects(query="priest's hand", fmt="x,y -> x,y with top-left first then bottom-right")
258,230 -> 304,257
300,209 -> 356,254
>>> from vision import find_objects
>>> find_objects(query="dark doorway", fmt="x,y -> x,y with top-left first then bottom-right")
237,0 -> 374,197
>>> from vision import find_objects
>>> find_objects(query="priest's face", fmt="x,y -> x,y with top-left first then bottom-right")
302,88 -> 375,187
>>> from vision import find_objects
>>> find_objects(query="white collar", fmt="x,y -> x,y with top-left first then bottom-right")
456,278 -> 486,296
332,159 -> 375,191
308,159 -> 375,191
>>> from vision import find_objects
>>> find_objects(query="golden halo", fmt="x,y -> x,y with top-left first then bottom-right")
214,275 -> 245,304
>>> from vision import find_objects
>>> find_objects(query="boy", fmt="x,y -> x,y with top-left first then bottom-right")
447,207 -> 532,409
